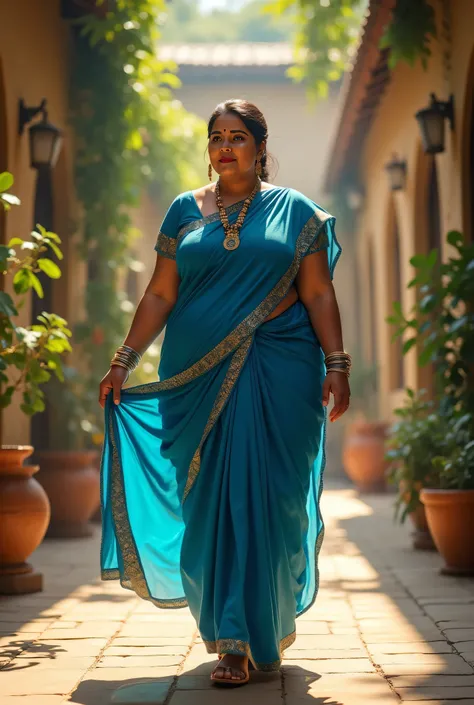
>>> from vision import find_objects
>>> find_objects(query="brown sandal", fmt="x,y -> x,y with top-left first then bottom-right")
211,656 -> 250,686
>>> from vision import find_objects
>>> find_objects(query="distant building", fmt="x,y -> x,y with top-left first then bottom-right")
324,0 -> 474,420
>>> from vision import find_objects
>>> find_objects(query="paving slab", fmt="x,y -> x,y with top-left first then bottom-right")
282,658 -> 375,673
390,674 -> 474,687
370,654 -> 472,670
97,655 -> 183,668
2,668 -> 85,696
395,686 -> 474,700
365,641 -> 453,654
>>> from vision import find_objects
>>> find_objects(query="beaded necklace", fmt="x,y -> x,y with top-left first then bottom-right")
215,177 -> 261,250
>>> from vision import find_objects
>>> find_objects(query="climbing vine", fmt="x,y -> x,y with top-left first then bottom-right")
264,0 -> 438,99
68,0 -> 207,445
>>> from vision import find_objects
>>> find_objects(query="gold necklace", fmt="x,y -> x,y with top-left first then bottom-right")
215,177 -> 261,250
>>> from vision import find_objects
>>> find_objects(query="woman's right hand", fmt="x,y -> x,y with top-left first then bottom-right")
99,366 -> 129,408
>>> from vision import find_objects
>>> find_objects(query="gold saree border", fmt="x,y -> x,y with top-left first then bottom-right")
103,413 -> 188,609
155,231 -> 177,259
177,198 -> 245,240
183,336 -> 252,500
204,630 -> 296,672
123,208 -> 333,398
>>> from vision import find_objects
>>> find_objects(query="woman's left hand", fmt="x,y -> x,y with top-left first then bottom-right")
322,371 -> 351,422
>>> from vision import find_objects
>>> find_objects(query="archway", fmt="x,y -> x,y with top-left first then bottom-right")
368,239 -> 377,366
0,58 -> 7,243
387,201 -> 405,392
462,46 -> 474,242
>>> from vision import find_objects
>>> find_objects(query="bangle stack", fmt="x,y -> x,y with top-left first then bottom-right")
324,350 -> 352,377
111,345 -> 141,373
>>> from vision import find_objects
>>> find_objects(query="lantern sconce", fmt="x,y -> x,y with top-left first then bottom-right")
415,93 -> 454,155
385,154 -> 407,191
18,98 -> 63,170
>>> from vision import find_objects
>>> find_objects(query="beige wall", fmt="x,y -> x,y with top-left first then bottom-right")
355,0 -> 474,420
0,0 -> 85,444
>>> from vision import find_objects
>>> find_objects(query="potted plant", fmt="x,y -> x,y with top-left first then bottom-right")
385,388 -> 441,550
421,413 -> 474,574
342,355 -> 390,492
388,231 -> 474,574
34,367 -> 102,538
0,172 -> 71,593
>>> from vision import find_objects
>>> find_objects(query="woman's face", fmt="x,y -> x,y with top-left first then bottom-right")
208,112 -> 265,180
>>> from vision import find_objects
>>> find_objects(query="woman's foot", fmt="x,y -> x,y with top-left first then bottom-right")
211,653 -> 249,685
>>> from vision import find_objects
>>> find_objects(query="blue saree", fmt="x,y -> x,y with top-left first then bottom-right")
100,186 -> 341,671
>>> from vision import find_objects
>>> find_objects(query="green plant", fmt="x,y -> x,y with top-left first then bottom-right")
386,231 -> 474,417
386,388 -> 444,522
65,0 -> 207,440
264,0 -> 437,99
0,172 -> 72,417
431,413 -> 474,490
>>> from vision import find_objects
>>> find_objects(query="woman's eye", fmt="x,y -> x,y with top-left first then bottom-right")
211,136 -> 221,142
233,135 -> 244,141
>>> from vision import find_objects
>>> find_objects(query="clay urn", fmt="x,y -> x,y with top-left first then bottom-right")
342,420 -> 390,493
420,489 -> 474,575
0,445 -> 50,594
34,450 -> 100,539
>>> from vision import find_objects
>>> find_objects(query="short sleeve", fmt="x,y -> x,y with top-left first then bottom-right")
154,195 -> 182,259
291,190 -> 342,280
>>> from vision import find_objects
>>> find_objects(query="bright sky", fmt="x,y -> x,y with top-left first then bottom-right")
197,0 -> 250,12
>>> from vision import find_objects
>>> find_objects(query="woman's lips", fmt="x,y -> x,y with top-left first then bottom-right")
219,158 -> 236,163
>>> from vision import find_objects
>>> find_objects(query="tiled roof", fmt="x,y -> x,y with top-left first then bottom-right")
157,43 -> 294,67
324,0 -> 395,191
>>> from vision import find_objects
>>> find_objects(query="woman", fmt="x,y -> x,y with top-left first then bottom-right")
99,99 -> 350,686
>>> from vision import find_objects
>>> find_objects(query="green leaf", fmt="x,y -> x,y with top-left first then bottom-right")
37,258 -> 62,279
402,338 -> 417,355
0,172 -> 14,192
48,242 -> 64,260
446,230 -> 463,247
30,273 -> 44,298
0,291 -> 18,317
8,237 -> 23,247
13,269 -> 33,294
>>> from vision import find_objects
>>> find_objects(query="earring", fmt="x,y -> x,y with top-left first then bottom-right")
208,163 -> 212,181
256,157 -> 262,178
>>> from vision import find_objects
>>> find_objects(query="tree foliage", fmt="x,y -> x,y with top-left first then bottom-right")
68,0 -> 207,446
264,0 -> 438,99
161,0 -> 295,43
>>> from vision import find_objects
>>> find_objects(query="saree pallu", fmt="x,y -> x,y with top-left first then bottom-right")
100,186 -> 341,670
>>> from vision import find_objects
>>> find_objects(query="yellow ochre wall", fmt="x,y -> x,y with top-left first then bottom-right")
356,0 -> 474,420
0,0 -> 84,445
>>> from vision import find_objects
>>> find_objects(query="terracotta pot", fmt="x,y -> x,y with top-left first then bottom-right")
34,450 -> 100,539
90,451 -> 102,524
421,489 -> 474,575
342,421 -> 389,492
0,446 -> 50,594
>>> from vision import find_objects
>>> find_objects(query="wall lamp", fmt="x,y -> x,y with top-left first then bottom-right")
385,154 -> 407,191
18,98 -> 63,170
415,93 -> 454,154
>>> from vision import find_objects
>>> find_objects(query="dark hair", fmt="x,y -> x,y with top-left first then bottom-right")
207,99 -> 273,181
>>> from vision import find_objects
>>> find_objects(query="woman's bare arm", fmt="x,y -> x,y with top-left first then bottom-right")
99,255 -> 179,407
296,250 -> 350,422
122,255 -> 180,353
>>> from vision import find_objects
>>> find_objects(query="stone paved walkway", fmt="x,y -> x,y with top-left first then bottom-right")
1,480 -> 474,705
